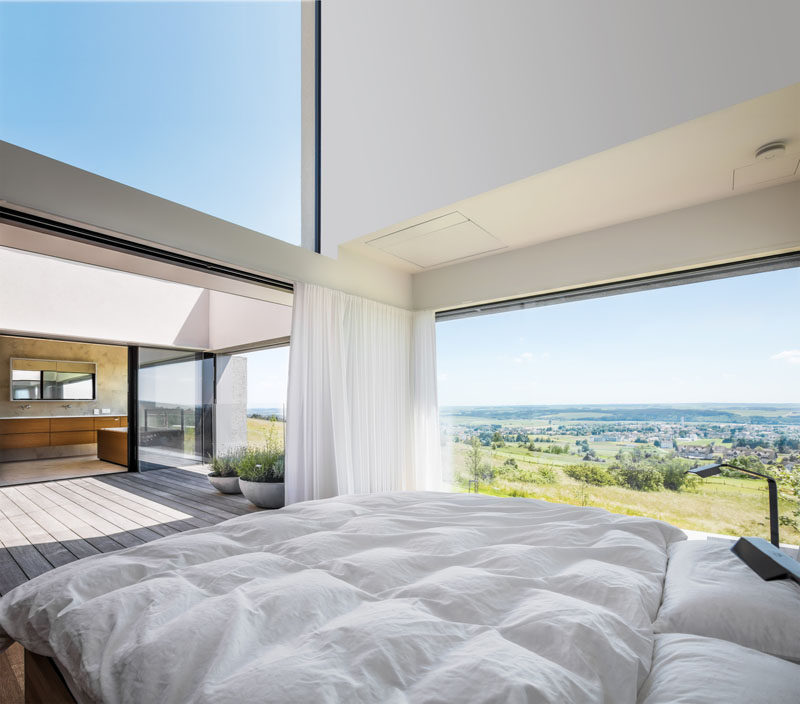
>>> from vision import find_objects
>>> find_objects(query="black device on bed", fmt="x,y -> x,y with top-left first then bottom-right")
731,537 -> 800,584
688,463 -> 800,585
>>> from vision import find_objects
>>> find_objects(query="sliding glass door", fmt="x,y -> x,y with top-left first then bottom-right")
136,348 -> 211,470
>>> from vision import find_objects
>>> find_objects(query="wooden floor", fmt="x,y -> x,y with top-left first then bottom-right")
0,467 -> 262,596
0,643 -> 23,704
0,455 -> 124,487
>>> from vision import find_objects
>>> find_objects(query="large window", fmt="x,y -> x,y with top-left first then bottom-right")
437,266 -> 800,545
137,349 -> 206,470
215,345 -> 289,458
0,1 -> 302,245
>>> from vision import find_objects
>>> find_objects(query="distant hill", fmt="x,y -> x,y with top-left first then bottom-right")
440,404 -> 800,425
248,407 -> 284,420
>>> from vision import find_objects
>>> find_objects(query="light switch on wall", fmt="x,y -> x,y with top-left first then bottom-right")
102,408 -> 111,414
93,409 -> 100,415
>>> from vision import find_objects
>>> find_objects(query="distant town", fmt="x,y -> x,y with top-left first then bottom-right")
436,404 -> 800,542
441,404 -> 800,472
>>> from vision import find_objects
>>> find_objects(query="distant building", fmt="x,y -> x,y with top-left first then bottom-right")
678,444 -> 713,460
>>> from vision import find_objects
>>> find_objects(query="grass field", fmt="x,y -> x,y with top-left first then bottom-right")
447,442 -> 800,544
247,416 -> 285,451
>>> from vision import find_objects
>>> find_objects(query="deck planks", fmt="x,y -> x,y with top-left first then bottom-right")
0,468 -> 262,596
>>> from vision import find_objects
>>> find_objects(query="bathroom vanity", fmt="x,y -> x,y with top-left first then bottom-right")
0,415 -> 127,461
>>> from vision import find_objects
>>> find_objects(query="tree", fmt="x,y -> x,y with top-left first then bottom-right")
659,459 -> 691,491
775,464 -> 800,531
565,464 -> 616,486
726,455 -> 769,478
615,465 -> 664,491
465,437 -> 492,487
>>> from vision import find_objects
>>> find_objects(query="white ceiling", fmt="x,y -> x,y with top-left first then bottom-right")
344,82 -> 800,272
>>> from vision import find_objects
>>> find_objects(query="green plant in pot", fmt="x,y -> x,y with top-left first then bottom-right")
208,449 -> 244,494
238,447 -> 285,509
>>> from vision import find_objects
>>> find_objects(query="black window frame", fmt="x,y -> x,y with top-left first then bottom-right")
435,252 -> 800,322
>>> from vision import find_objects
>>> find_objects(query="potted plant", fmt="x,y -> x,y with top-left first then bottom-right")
238,447 -> 285,509
208,449 -> 243,494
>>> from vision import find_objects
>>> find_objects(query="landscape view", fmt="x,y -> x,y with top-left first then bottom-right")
436,267 -> 800,544
440,403 -> 800,543
246,408 -> 286,450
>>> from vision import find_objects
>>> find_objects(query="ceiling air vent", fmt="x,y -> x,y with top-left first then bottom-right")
366,212 -> 506,268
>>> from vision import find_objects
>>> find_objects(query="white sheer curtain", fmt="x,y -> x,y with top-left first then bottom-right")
286,283 -> 442,504
412,310 -> 443,491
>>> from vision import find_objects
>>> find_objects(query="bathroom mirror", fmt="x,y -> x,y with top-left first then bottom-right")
10,358 -> 96,401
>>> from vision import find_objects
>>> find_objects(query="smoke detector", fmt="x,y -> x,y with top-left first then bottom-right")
732,141 -> 799,191
755,141 -> 787,160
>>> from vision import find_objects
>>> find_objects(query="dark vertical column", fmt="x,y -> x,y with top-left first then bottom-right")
200,353 -> 216,463
127,346 -> 139,472
314,0 -> 321,253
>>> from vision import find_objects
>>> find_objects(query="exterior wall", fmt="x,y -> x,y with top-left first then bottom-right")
0,335 -> 128,419
214,355 -> 248,456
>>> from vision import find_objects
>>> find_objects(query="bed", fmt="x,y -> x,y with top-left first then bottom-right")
1,491 -> 799,703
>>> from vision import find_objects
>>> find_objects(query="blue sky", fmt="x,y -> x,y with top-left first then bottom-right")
437,268 -> 800,406
0,1 -> 301,243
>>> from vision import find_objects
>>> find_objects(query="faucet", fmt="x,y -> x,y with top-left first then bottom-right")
19,404 -> 31,410
62,403 -> 72,410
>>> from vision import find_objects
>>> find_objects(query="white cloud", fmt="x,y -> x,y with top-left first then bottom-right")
513,351 -> 551,364
771,350 -> 800,365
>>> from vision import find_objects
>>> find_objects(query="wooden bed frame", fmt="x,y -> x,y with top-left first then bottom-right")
23,649 -> 77,704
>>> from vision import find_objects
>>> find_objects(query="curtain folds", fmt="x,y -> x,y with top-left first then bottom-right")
286,283 -> 441,504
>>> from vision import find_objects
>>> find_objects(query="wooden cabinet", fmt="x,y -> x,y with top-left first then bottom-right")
49,431 -> 97,446
97,429 -> 128,466
0,416 -> 127,450
50,417 -> 95,432
0,432 -> 50,449
0,418 -> 50,434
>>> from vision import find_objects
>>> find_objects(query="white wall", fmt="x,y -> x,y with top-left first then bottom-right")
0,247 -> 294,350
208,291 -> 292,351
0,248 -> 211,347
322,0 -> 800,255
413,181 -> 800,311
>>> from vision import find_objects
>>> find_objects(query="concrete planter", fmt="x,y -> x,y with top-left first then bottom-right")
239,480 -> 285,509
208,475 -> 241,494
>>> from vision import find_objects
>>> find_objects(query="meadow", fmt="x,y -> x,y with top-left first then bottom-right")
247,416 -> 285,451
446,441 -> 800,544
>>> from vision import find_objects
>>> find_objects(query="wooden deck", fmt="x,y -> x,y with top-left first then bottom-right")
0,468 -> 262,596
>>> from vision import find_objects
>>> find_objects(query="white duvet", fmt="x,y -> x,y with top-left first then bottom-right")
0,492 -> 685,704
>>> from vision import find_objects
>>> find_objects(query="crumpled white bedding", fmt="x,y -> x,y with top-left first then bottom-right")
0,491 -> 685,704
